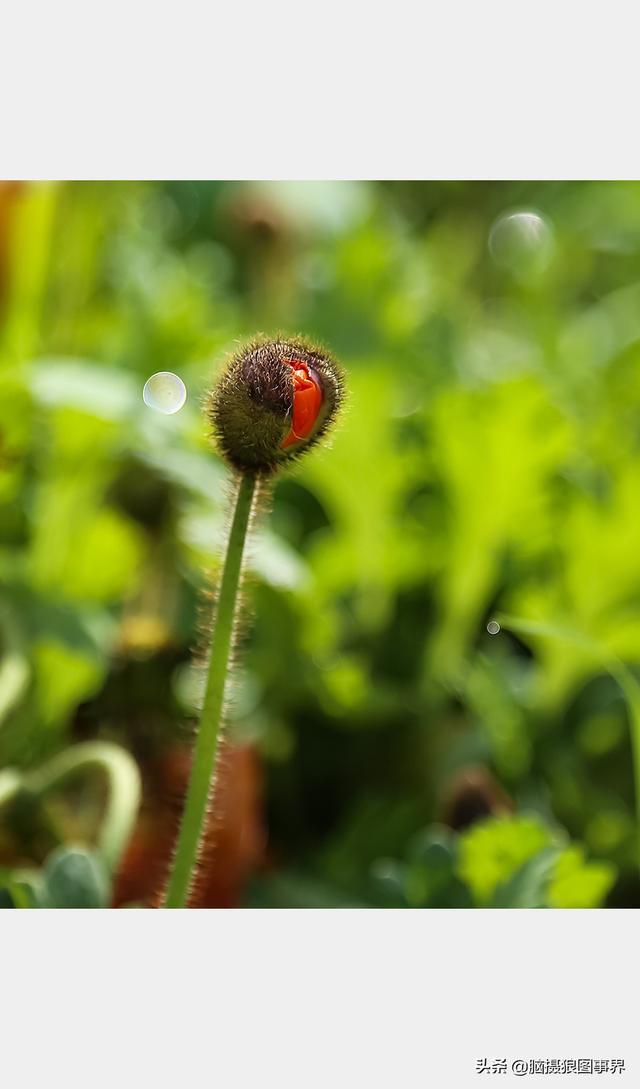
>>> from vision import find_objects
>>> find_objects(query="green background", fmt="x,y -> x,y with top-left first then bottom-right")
1,180 -> 640,908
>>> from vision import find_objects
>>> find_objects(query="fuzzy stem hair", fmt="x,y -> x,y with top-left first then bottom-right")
163,470 -> 258,908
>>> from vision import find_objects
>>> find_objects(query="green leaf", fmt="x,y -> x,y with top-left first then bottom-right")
33,639 -> 105,728
491,847 -> 560,908
39,846 -> 111,909
30,359 -> 138,421
548,846 -> 616,909
0,868 -> 43,909
370,859 -> 409,907
405,828 -> 470,907
457,816 -> 553,905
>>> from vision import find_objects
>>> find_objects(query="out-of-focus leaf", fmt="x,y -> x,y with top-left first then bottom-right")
499,613 -> 640,866
491,847 -> 560,908
429,378 -> 569,680
0,868 -> 43,909
370,858 -> 409,907
247,870 -> 365,908
33,639 -> 105,728
29,499 -> 144,604
548,846 -> 616,909
30,359 -> 138,421
404,828 -> 473,907
457,816 -> 552,906
38,846 -> 110,909
181,510 -> 309,591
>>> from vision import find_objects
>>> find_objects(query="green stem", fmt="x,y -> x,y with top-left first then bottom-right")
163,470 -> 257,908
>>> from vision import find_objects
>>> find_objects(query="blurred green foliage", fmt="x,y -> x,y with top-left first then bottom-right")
2,180 -> 640,906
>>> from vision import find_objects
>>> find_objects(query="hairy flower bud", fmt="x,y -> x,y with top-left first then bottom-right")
207,336 -> 344,472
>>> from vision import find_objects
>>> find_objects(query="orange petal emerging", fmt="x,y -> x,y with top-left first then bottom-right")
281,360 -> 323,449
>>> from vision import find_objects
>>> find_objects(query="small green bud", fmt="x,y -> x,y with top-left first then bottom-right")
207,336 -> 344,472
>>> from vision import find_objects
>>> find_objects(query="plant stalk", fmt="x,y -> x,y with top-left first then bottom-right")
163,470 -> 257,908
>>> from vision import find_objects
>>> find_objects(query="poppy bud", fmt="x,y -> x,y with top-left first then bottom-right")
207,336 -> 344,472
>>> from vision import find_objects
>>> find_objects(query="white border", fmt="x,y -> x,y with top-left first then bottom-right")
2,910 -> 637,1086
2,2 -> 640,178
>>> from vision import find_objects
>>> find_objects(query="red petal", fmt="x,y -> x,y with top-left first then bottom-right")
281,361 -> 323,449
